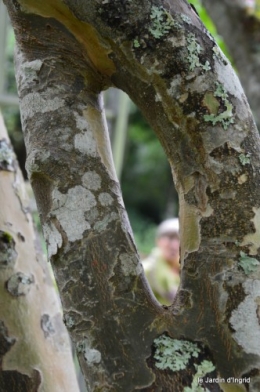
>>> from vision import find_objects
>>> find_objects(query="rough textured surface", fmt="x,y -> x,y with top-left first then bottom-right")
3,0 -> 260,390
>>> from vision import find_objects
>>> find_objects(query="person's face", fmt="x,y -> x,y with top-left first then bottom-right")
156,233 -> 180,271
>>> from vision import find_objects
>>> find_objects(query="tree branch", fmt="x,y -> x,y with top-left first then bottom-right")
4,0 -> 260,390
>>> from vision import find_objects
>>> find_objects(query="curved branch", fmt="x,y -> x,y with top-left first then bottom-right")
4,0 -> 260,390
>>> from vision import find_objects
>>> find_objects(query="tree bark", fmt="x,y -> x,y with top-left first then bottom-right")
201,0 -> 260,130
0,113 -> 80,392
3,0 -> 260,391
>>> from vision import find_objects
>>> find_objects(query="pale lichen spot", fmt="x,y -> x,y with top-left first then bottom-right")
155,93 -> 162,102
167,75 -> 182,98
82,171 -> 101,190
52,186 -> 96,241
7,272 -> 34,296
74,110 -> 88,132
84,348 -> 102,365
237,173 -> 248,185
74,131 -> 97,156
98,192 -> 113,206
77,339 -> 102,365
18,59 -> 43,90
230,280 -> 260,356
21,88 -> 64,119
201,203 -> 214,217
42,222 -> 63,258
179,92 -> 189,103
120,253 -> 142,276
15,49 -> 42,90
240,207 -> 260,255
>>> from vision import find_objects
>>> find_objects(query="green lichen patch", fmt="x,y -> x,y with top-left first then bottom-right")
202,61 -> 211,71
133,38 -> 140,48
153,335 -> 200,372
203,82 -> 234,130
202,92 -> 220,115
0,231 -> 17,269
187,33 -> 211,72
0,139 -> 15,171
181,14 -> 192,24
239,251 -> 260,275
148,6 -> 175,39
184,360 -> 215,392
187,33 -> 201,70
239,153 -> 251,166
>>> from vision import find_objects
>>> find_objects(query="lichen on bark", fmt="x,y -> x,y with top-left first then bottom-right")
3,0 -> 260,390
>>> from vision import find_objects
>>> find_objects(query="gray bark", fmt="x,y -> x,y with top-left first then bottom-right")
3,0 -> 260,391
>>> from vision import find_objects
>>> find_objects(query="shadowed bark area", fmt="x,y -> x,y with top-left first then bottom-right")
3,0 -> 260,391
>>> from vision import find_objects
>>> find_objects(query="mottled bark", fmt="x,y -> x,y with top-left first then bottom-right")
3,0 -> 260,391
201,0 -> 260,129
0,113 -> 79,392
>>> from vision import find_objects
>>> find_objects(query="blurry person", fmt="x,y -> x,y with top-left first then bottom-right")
142,218 -> 180,305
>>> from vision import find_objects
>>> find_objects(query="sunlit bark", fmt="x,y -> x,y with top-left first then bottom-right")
0,113 -> 79,392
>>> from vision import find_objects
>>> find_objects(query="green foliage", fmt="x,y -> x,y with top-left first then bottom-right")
121,107 -> 178,233
127,211 -> 157,256
239,251 -> 260,275
239,153 -> 251,166
5,27 -> 17,95
153,335 -> 200,372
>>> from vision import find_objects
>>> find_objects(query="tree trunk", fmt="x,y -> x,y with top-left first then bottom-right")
0,113 -> 80,391
201,0 -> 260,130
3,0 -> 260,391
